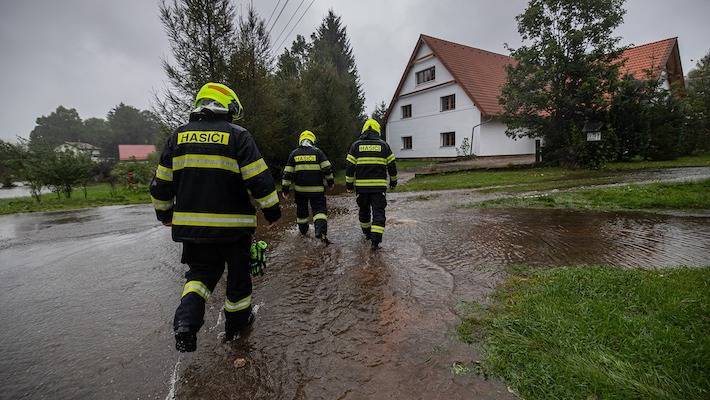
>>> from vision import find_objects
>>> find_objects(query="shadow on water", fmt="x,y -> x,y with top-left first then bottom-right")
0,182 -> 708,399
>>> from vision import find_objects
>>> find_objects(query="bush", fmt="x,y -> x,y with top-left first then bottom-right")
111,160 -> 155,186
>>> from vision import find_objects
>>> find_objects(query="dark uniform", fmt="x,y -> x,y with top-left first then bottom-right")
345,121 -> 397,246
150,111 -> 280,346
281,144 -> 334,238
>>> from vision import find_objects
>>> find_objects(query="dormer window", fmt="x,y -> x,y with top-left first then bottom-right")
416,66 -> 435,84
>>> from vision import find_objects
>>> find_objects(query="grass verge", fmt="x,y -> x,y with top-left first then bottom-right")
399,153 -> 710,192
0,184 -> 150,215
458,266 -> 710,400
473,179 -> 710,211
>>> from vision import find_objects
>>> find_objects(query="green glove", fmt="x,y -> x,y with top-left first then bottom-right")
250,240 -> 268,276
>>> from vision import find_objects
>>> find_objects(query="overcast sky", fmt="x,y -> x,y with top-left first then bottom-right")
1,0 -> 708,142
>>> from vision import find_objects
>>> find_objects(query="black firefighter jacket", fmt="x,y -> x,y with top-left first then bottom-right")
345,130 -> 398,193
281,145 -> 335,197
150,112 -> 281,242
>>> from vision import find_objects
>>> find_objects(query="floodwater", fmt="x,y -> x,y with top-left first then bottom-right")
1,181 -> 709,399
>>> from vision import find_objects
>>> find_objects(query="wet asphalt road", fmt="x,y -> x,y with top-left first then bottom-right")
1,168 -> 709,400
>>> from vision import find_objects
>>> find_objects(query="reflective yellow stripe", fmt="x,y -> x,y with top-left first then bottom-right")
356,157 -> 387,165
255,190 -> 279,209
390,175 -> 398,181
386,154 -> 396,163
241,158 -> 268,180
283,165 -> 294,173
172,212 -> 257,227
346,154 -> 357,164
294,164 -> 321,171
172,154 -> 239,173
355,179 -> 388,187
281,180 -> 292,187
151,196 -> 173,210
224,295 -> 252,312
182,280 -> 211,300
371,225 -> 385,234
360,221 -> 371,228
296,217 -> 309,224
325,173 -> 334,180
345,176 -> 355,183
320,160 -> 331,169
294,185 -> 324,193
313,213 -> 327,221
155,164 -> 173,181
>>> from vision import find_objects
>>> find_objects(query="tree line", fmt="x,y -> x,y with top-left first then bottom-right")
155,0 -> 370,169
500,0 -> 710,168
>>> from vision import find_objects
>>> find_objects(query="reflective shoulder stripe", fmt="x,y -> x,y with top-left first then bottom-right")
313,213 -> 327,221
255,190 -> 279,209
283,165 -> 295,173
155,164 -> 173,181
224,295 -> 252,312
355,179 -> 388,187
182,280 -> 211,300
356,157 -> 387,165
294,164 -> 321,171
241,158 -> 268,180
386,154 -> 396,163
172,212 -> 257,228
172,154 -> 240,174
345,176 -> 355,183
320,160 -> 331,169
371,225 -> 385,234
346,154 -> 357,164
294,185 -> 324,193
151,196 -> 174,210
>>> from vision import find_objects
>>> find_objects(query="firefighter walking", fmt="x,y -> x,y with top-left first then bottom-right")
281,130 -> 335,243
345,119 -> 397,249
150,82 -> 281,352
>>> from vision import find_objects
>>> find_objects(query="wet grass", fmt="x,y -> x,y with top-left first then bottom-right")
399,153 -> 710,192
474,179 -> 710,211
0,184 -> 150,215
458,266 -> 710,400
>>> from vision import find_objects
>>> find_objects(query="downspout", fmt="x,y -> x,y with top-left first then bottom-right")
470,116 -> 493,156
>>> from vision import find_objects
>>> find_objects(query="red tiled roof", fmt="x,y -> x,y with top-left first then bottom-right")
385,35 -> 681,120
118,144 -> 156,161
618,37 -> 677,80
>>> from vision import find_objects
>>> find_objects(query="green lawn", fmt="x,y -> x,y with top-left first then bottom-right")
458,266 -> 710,400
399,153 -> 710,192
0,184 -> 150,215
474,179 -> 710,211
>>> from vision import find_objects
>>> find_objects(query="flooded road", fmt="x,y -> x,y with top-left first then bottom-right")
1,184 -> 709,399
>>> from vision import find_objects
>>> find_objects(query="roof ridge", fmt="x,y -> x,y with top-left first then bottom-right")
421,34 -> 511,59
625,37 -> 677,51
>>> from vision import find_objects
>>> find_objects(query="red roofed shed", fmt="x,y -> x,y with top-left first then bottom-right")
118,144 -> 157,161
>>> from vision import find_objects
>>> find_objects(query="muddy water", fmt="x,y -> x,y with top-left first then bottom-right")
1,188 -> 708,399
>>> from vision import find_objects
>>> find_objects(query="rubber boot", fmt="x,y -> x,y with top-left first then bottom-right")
223,313 -> 256,343
175,326 -> 197,352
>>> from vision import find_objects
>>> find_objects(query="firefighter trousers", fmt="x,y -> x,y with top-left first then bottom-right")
174,236 -> 253,335
295,194 -> 328,238
356,192 -> 387,243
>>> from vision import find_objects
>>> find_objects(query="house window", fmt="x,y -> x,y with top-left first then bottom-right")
441,132 -> 455,147
402,136 -> 413,150
415,66 -> 435,84
401,104 -> 412,119
441,94 -> 455,111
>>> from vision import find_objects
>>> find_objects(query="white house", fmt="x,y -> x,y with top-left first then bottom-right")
55,141 -> 102,162
384,35 -> 685,159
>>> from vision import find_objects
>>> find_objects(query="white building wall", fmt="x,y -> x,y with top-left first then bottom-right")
477,121 -> 536,156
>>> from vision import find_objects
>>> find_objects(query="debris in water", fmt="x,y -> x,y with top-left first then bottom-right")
233,358 -> 247,369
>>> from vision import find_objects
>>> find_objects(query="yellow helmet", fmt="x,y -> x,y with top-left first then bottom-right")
361,118 -> 381,135
299,130 -> 316,144
194,82 -> 243,120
